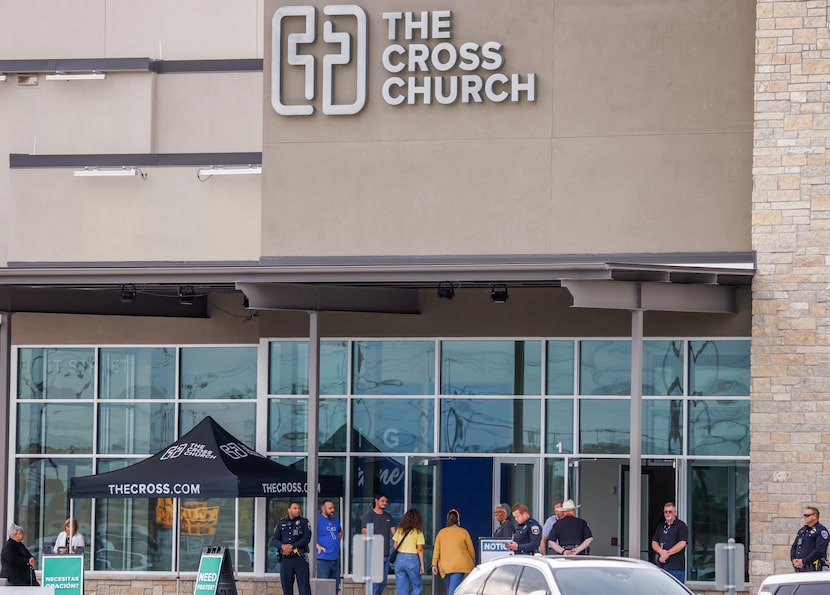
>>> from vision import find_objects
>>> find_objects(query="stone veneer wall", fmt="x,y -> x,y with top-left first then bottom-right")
752,0 -> 830,588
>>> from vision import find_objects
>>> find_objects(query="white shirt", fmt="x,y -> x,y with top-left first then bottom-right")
54,531 -> 85,552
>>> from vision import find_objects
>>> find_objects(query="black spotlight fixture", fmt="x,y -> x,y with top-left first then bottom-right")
490,284 -> 509,304
242,295 -> 250,308
178,286 -> 195,306
120,284 -> 136,303
437,281 -> 455,300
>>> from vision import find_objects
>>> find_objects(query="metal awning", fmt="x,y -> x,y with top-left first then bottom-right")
0,251 -> 755,316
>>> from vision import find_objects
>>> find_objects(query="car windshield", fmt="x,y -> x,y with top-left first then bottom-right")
552,567 -> 689,595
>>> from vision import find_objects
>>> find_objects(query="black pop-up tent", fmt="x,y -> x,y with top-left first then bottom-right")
70,415 -> 343,498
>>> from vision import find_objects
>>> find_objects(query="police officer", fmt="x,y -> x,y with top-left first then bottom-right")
791,506 -> 829,572
272,501 -> 312,595
504,503 -> 542,555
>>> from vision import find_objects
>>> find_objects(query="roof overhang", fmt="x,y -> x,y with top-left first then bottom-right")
0,252 -> 755,316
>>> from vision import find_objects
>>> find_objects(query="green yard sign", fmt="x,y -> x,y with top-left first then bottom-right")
194,547 -> 237,595
42,555 -> 84,595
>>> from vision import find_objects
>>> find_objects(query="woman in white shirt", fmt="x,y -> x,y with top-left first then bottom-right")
54,518 -> 84,554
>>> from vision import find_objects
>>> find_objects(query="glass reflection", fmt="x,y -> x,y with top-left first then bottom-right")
643,341 -> 683,396
179,403 -> 256,445
17,403 -> 94,454
17,348 -> 95,399
688,400 -> 750,456
99,347 -> 175,399
688,462 -> 749,581
440,399 -> 541,453
642,400 -> 683,455
546,341 -> 575,395
545,399 -> 574,454
269,399 -> 307,452
580,399 -> 630,454
441,340 -> 542,395
353,341 -> 435,395
98,403 -> 175,454
268,341 -> 348,395
579,341 -> 631,396
320,399 -> 347,452
15,457 -> 92,567
689,341 -> 751,396
352,399 -> 434,452
180,347 -> 257,399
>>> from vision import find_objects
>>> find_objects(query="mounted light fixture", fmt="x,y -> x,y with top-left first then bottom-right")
120,284 -> 137,303
490,284 -> 509,304
74,167 -> 145,178
45,72 -> 106,81
178,286 -> 195,306
0,75 -> 6,82
196,165 -> 262,181
437,282 -> 455,300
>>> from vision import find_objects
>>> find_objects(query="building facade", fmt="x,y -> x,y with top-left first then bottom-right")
0,0 -> 810,593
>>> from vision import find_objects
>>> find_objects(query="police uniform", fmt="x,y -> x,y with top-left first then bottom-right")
791,521 -> 830,572
512,517 -> 543,554
272,514 -> 312,595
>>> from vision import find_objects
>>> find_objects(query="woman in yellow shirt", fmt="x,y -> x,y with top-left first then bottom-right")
431,509 -> 475,595
392,508 -> 426,595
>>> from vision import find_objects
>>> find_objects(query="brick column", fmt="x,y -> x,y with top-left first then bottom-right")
752,0 -> 830,583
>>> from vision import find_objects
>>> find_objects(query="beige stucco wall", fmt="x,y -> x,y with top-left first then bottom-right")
262,0 -> 754,258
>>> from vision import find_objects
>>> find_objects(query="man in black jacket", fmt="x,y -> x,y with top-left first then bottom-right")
791,506 -> 829,572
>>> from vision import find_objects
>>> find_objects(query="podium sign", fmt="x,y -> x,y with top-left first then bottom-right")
479,539 -> 513,563
194,547 -> 237,595
42,554 -> 84,595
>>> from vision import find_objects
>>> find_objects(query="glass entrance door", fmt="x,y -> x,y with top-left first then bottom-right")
620,461 -> 676,560
493,458 -> 539,518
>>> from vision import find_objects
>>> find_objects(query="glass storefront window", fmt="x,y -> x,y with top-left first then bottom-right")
642,400 -> 683,455
268,399 -> 308,452
688,340 -> 751,396
179,403 -> 256,445
17,403 -> 94,454
15,457 -> 92,566
543,459 -> 566,516
180,347 -> 257,399
688,400 -> 750,456
98,403 -> 175,454
545,398 -> 574,454
268,341 -> 348,395
320,399 -> 348,452
441,340 -> 542,395
687,461 -> 749,582
579,341 -> 631,396
546,341 -> 575,395
579,399 -> 630,454
17,348 -> 95,399
353,398 -> 434,453
643,341 -> 683,396
353,341 -> 435,395
99,347 -> 176,399
440,398 -> 541,453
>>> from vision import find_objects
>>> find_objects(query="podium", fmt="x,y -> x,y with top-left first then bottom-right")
194,546 -> 237,595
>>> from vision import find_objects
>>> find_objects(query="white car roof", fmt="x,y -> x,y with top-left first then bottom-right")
760,572 -> 830,587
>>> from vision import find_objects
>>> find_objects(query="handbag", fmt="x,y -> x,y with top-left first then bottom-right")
389,530 -> 412,564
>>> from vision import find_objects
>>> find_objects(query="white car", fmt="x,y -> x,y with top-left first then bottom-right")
757,571 -> 830,595
455,555 -> 694,595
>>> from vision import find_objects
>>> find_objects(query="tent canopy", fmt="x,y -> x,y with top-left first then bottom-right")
69,416 -> 342,498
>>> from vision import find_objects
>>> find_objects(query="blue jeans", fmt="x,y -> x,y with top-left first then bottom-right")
372,556 -> 390,595
445,572 -> 465,595
666,569 -> 686,584
317,558 -> 340,593
394,553 -> 422,595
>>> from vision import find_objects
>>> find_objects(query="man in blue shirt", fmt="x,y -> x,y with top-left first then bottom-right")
316,499 -> 343,593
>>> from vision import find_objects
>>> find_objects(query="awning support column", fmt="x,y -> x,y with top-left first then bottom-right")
307,311 -> 320,576
629,307 -> 644,559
